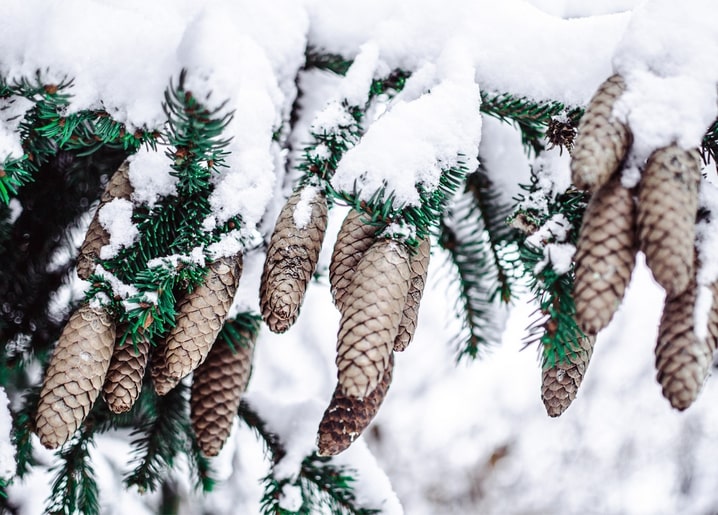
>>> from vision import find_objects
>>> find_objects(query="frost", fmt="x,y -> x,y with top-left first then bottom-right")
98,199 -> 138,260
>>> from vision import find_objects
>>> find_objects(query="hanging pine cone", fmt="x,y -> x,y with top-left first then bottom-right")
329,209 -> 384,312
102,329 -> 151,414
541,335 -> 595,417
394,236 -> 431,352
260,188 -> 328,333
574,175 -> 637,335
35,304 -> 116,449
191,328 -> 256,457
77,161 -> 133,279
655,281 -> 716,411
152,255 -> 243,396
571,74 -> 632,192
336,238 -> 411,398
637,145 -> 700,298
317,354 -> 394,456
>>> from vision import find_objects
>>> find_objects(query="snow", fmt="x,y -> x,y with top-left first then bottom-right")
333,52 -> 482,209
0,386 -> 15,478
526,213 -> 570,249
613,0 -> 718,165
5,1 -> 718,514
127,150 -> 177,208
98,198 -> 138,259
292,186 -> 319,230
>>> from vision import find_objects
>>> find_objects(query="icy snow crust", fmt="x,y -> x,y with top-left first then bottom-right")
5,1 -> 718,514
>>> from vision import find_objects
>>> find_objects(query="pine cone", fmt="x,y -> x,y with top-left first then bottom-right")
571,75 -> 632,191
655,282 -> 715,410
541,335 -> 595,417
102,330 -> 150,414
152,255 -> 243,396
317,354 -> 394,456
637,145 -> 700,298
260,188 -> 328,333
394,236 -> 431,352
36,304 -> 116,449
191,329 -> 256,457
336,239 -> 411,398
77,161 -> 133,279
330,209 -> 383,312
574,176 -> 637,335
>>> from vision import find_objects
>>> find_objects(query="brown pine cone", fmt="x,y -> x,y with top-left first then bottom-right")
655,282 -> 715,411
317,354 -> 394,456
191,328 -> 256,457
260,188 -> 328,333
77,161 -> 133,279
336,239 -> 411,398
571,75 -> 632,192
102,330 -> 151,414
541,335 -> 595,417
330,209 -> 384,312
36,304 -> 116,449
637,145 -> 700,298
152,255 -> 243,396
394,236 -> 431,352
574,176 -> 637,335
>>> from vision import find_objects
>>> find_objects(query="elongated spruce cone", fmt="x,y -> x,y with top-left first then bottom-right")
574,176 -> 637,335
36,304 -> 116,449
337,239 -> 411,398
541,335 -> 595,417
102,330 -> 150,414
656,282 -> 715,410
152,255 -> 243,396
191,329 -> 256,457
638,145 -> 700,298
571,75 -> 631,191
77,161 -> 133,279
260,188 -> 328,333
330,209 -> 384,312
318,354 -> 394,456
394,237 -> 431,351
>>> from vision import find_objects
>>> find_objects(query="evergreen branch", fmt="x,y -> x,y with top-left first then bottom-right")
304,49 -> 353,76
45,426 -> 100,515
261,455 -> 380,515
465,168 -> 522,303
480,92 -> 582,155
125,384 -> 191,493
702,118 -> 718,164
510,170 -> 589,366
10,388 -> 40,479
439,208 -> 502,361
239,402 -> 379,515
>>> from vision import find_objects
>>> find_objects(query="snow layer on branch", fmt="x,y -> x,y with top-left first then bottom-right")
128,150 -> 177,208
98,198 -> 138,259
332,51 -> 482,208
613,0 -> 718,161
307,0 -> 630,105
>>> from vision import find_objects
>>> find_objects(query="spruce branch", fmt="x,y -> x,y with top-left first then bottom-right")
439,199 -> 503,361
45,426 -> 100,515
510,169 -> 589,367
479,92 -> 583,155
239,401 -> 378,515
125,382 -> 213,493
